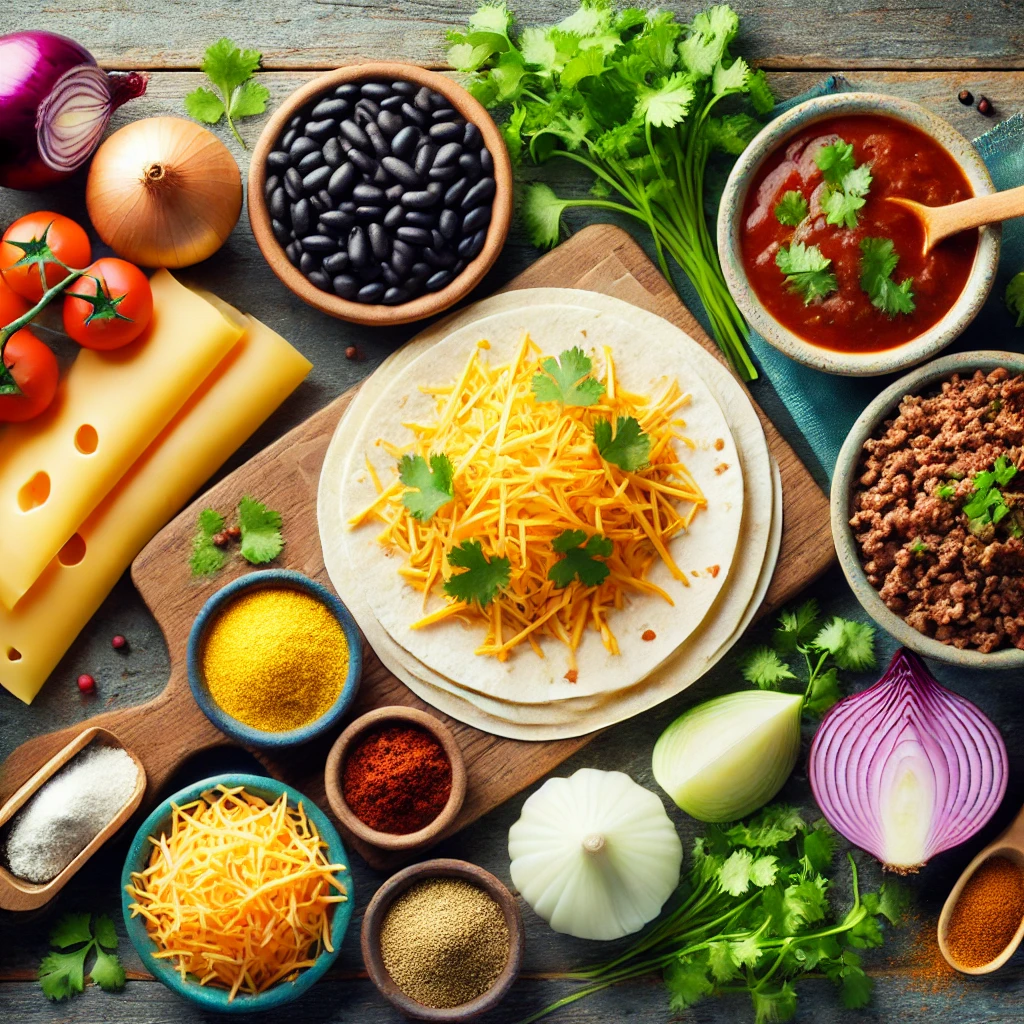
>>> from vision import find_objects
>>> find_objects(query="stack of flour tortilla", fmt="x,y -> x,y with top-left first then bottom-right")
318,290 -> 781,740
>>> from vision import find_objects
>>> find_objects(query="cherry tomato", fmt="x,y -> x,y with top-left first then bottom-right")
0,329 -> 59,422
0,274 -> 29,329
63,259 -> 153,351
0,212 -> 91,302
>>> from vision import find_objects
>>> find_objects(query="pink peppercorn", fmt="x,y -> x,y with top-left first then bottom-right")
77,674 -> 95,693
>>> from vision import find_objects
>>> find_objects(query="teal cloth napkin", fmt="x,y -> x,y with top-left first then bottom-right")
746,81 -> 1024,478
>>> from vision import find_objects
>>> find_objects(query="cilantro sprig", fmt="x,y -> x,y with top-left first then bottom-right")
399,453 -> 455,521
548,529 -> 613,587
443,539 -> 511,607
593,415 -> 651,471
531,347 -> 606,407
815,140 -> 873,230
1006,270 -> 1024,327
189,496 -> 284,577
774,191 -> 809,227
859,237 -> 915,317
775,242 -> 838,305
39,913 -> 126,1002
184,39 -> 270,148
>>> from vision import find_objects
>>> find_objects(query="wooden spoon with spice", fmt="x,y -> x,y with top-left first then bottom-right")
937,801 -> 1024,974
888,183 -> 1024,254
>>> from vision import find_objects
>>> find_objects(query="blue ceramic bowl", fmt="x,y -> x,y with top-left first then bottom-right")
187,569 -> 362,748
121,773 -> 354,1014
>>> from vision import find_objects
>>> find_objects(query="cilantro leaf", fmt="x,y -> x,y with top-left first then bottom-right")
801,821 -> 838,875
523,183 -> 569,249
707,940 -> 742,983
90,947 -> 126,993
859,237 -> 915,316
803,666 -> 842,717
190,508 -> 227,577
810,618 -> 876,671
705,112 -> 762,155
593,415 -> 651,471
531,347 -> 606,406
93,915 -> 119,951
963,455 -> 1018,534
719,848 -> 756,896
38,913 -> 126,1001
665,957 -> 713,1011
821,187 -> 866,230
815,139 -> 856,188
725,805 -> 807,849
936,482 -> 956,500
39,949 -> 87,1002
1007,270 -> 1024,327
679,5 -> 739,77
635,72 -> 694,128
399,453 -> 455,521
50,913 -> 94,949
443,539 -> 510,607
238,495 -> 283,565
740,646 -> 797,689
185,38 -> 266,147
776,242 -> 838,304
773,599 -> 820,653
774,190 -> 809,227
548,529 -> 613,587
750,982 -> 797,1024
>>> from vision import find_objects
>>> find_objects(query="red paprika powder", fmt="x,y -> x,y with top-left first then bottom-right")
342,724 -> 452,834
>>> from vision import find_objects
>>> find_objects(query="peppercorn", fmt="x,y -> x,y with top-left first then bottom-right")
642,629 -> 656,641
212,531 -> 230,548
977,96 -> 994,116
225,525 -> 241,540
345,345 -> 358,360
77,674 -> 95,693
112,635 -> 128,651
958,89 -> 973,106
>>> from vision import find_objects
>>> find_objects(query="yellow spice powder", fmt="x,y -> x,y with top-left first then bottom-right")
203,588 -> 348,732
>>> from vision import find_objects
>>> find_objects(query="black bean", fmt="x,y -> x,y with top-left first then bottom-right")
428,165 -> 460,183
463,205 -> 491,235
290,113 -> 306,130
405,210 -> 437,228
439,208 -> 459,240
397,226 -> 432,246
354,98 -> 382,124
401,102 -> 427,128
414,144 -> 437,177
297,150 -> 324,174
358,281 -> 385,303
318,188 -> 335,210
349,148 -> 376,175
348,226 -> 371,268
458,153 -> 481,180
381,262 -> 401,287
372,164 -> 391,186
353,183 -> 385,203
427,181 -> 444,198
304,119 -> 337,141
410,261 -> 431,280
284,166 -> 304,200
433,141 -> 462,168
431,107 -> 457,122
463,122 -> 482,150
312,96 -> 350,119
384,286 -> 410,305
391,125 -> 419,161
290,135 -> 319,159
323,251 -> 350,275
444,178 -> 469,208
460,228 -> 487,260
429,121 -> 463,144
285,240 -> 302,266
269,186 -> 288,221
424,246 -> 456,269
453,258 -> 467,275
480,147 -> 493,174
307,269 -> 330,291
360,262 -> 383,284
281,128 -> 297,151
364,121 -> 390,158
378,110 -> 403,138
431,229 -> 446,251
361,81 -> 392,101
267,150 -> 292,172
320,210 -> 354,234
335,83 -> 361,101
426,269 -> 453,291
301,234 -> 337,254
265,174 -> 281,196
462,176 -> 496,210
385,183 -> 405,203
333,273 -> 359,299
328,163 -> 359,198
340,119 -> 371,151
302,165 -> 332,193
414,86 -> 432,112
380,94 -> 405,112
271,218 -> 291,245
310,193 -> 327,214
322,137 -> 343,168
300,251 -> 321,274
401,189 -> 440,210
368,222 -> 390,260
355,206 -> 386,221
339,201 -> 357,214
391,80 -> 416,96
391,239 -> 415,273
291,197 -> 313,235
381,156 -> 420,188
384,205 -> 405,230
429,90 -> 448,108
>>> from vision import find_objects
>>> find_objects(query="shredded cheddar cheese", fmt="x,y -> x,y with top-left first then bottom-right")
350,334 -> 706,662
125,785 -> 347,1001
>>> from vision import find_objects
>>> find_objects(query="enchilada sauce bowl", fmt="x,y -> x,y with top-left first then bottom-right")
717,93 -> 1000,376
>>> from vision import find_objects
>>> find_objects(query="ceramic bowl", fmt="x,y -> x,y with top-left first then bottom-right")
324,705 -> 467,853
831,351 -> 1024,669
121,773 -> 354,1013
249,62 -> 513,327
187,569 -> 362,748
717,92 -> 1000,376
360,858 -> 525,1021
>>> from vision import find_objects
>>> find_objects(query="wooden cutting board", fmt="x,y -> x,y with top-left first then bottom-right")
0,225 -> 834,872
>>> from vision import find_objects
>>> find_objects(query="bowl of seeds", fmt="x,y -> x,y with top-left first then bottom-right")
249,62 -> 513,326
361,857 -> 525,1021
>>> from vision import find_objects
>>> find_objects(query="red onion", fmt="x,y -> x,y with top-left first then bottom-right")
808,648 -> 1006,874
0,31 -> 147,190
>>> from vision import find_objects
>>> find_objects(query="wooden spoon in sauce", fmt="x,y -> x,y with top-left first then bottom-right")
937,800 -> 1024,974
889,184 -> 1024,254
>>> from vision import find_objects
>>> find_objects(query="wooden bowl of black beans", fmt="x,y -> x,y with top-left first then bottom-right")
249,63 -> 513,326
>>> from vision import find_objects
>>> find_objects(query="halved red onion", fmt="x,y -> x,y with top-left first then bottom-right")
808,648 -> 1007,874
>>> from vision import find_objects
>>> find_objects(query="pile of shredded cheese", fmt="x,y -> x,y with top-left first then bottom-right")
125,785 -> 348,1000
350,334 -> 706,662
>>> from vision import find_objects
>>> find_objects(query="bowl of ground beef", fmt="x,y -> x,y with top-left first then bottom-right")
833,352 -> 1024,667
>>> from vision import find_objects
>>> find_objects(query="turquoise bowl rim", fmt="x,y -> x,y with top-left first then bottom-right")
716,91 -> 1001,377
187,569 -> 362,748
121,772 -> 354,1013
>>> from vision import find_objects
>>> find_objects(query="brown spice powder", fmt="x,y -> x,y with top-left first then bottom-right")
945,856 -> 1024,968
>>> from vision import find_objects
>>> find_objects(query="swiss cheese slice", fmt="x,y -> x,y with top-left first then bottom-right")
0,308 -> 312,704
0,271 -> 243,609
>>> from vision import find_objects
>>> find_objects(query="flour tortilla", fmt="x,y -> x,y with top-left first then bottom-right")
336,302 -> 744,702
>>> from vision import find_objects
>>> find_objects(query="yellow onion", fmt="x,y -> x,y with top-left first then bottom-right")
86,116 -> 241,268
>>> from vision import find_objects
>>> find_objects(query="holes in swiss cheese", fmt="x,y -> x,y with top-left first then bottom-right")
58,533 -> 87,567
75,425 -> 98,454
17,471 -> 50,512
6,648 -> 21,662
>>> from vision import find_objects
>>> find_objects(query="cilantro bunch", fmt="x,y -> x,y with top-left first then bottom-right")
521,805 -> 905,1024
449,2 -> 773,380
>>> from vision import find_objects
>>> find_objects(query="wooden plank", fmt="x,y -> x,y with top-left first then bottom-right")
1,2 -> 1021,70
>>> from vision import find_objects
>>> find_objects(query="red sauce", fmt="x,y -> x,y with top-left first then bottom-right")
740,114 -> 977,353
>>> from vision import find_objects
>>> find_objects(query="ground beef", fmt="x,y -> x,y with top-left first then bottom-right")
849,368 -> 1024,652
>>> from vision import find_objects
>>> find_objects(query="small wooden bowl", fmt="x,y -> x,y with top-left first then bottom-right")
325,706 -> 466,852
249,62 -> 513,326
360,858 -> 525,1021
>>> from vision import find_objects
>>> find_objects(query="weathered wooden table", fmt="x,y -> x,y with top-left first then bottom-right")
1,3 -> 1022,1021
